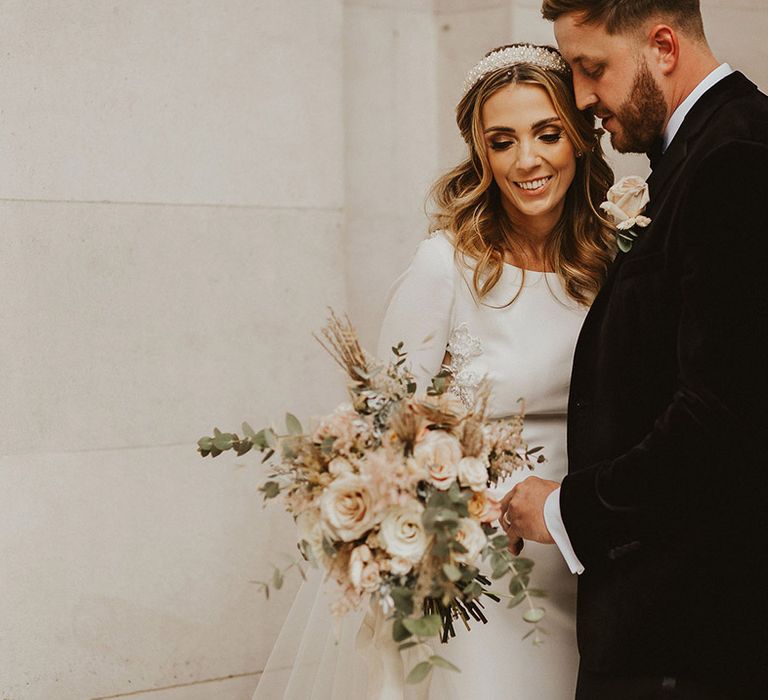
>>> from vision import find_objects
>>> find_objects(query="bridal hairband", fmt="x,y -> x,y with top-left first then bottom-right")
463,44 -> 570,95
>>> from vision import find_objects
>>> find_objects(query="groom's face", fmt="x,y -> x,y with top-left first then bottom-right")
554,13 -> 669,153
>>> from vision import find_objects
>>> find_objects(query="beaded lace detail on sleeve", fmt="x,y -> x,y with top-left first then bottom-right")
445,322 -> 483,408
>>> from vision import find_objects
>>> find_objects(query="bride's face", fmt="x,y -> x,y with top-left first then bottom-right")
482,82 -> 576,228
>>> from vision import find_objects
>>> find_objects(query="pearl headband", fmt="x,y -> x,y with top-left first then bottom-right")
462,44 -> 570,96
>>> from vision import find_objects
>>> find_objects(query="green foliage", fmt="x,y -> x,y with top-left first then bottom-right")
402,614 -> 442,638
523,607 -> 546,624
429,656 -> 460,672
259,481 -> 281,501
406,662 -> 432,684
285,413 -> 303,436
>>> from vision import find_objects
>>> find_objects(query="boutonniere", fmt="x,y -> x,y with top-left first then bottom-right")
600,176 -> 652,253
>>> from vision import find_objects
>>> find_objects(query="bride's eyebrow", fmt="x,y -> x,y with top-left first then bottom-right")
484,117 -> 562,134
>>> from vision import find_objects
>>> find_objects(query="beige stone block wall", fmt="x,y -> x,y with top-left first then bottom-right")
1,1 -> 345,699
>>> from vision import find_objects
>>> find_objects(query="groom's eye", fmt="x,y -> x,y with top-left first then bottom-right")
582,64 -> 604,79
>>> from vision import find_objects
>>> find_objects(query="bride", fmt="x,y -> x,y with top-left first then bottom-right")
253,43 -> 614,699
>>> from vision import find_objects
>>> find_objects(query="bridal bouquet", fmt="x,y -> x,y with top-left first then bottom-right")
198,312 -> 546,682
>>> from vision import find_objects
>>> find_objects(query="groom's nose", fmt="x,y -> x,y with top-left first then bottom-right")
572,73 -> 599,111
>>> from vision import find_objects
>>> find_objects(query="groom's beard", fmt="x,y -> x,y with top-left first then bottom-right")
608,61 -> 668,154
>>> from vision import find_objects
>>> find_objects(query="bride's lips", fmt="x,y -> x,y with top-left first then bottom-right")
513,175 -> 554,197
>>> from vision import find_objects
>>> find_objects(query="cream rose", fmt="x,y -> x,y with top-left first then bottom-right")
600,176 -> 651,230
468,492 -> 502,523
453,517 -> 487,565
348,544 -> 381,592
414,430 -> 462,490
379,500 -> 428,564
328,457 -> 355,477
320,475 -> 377,542
457,456 -> 489,492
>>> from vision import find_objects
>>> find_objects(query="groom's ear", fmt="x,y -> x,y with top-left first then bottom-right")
646,23 -> 680,77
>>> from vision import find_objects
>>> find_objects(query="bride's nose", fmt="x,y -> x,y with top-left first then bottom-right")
516,139 -> 542,171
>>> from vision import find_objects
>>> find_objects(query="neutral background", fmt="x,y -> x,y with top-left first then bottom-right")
1,1 -> 765,698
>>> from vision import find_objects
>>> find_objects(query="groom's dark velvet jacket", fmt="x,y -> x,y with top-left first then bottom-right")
563,71 -> 768,685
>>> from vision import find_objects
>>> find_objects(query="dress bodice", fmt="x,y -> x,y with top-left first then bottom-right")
377,232 -> 588,420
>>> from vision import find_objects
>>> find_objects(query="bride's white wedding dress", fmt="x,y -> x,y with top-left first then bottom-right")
254,231 -> 586,699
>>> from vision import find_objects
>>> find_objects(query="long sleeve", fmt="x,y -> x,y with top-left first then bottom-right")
377,234 -> 456,392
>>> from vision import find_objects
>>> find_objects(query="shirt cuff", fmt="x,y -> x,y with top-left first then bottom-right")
544,487 -> 585,575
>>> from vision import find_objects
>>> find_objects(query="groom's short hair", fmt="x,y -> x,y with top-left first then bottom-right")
541,0 -> 705,40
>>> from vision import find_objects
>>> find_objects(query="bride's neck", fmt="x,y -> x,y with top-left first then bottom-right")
501,207 -> 557,272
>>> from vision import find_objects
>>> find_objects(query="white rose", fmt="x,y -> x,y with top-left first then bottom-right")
296,508 -> 325,561
388,556 -> 414,576
454,517 -> 487,565
600,175 -> 651,229
414,430 -> 462,490
379,500 -> 428,564
328,457 -> 354,477
457,456 -> 488,492
320,475 -> 377,542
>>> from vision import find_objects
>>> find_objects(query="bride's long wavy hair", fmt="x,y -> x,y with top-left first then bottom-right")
430,44 -> 615,306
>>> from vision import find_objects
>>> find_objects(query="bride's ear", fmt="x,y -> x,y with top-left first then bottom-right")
647,24 -> 680,77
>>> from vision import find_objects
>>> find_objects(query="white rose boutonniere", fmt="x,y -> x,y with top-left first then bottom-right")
600,175 -> 652,252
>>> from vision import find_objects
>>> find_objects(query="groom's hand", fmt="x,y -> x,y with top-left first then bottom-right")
500,477 -> 559,545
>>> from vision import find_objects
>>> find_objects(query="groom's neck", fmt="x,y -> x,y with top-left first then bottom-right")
665,42 -> 721,123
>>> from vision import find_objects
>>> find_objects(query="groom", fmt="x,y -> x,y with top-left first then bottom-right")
500,1 -> 768,698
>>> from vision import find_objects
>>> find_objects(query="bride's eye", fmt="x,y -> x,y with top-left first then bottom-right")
490,140 -> 515,151
539,131 -> 563,144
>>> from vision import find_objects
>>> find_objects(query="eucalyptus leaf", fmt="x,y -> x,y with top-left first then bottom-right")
322,537 -> 336,558
523,607 -> 546,624
429,655 -> 460,673
235,441 -> 253,456
272,568 -> 284,590
390,587 -> 415,616
242,421 -> 257,439
197,436 -> 213,450
403,614 -> 442,638
507,591 -> 526,608
406,662 -> 432,685
264,428 -> 279,450
212,432 -> 235,451
260,481 -> 280,500
253,429 -> 268,449
398,641 -> 419,651
512,557 -> 534,574
392,619 -> 412,642
442,564 -> 462,582
285,413 -> 303,436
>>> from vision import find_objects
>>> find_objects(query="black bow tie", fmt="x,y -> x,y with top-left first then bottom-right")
646,137 -> 664,170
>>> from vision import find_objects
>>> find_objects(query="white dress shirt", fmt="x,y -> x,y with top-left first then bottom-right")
543,63 -> 735,576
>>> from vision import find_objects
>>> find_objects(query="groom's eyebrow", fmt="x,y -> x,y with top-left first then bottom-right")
484,117 -> 561,134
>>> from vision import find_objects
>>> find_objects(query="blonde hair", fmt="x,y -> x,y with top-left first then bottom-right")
429,44 -> 615,306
